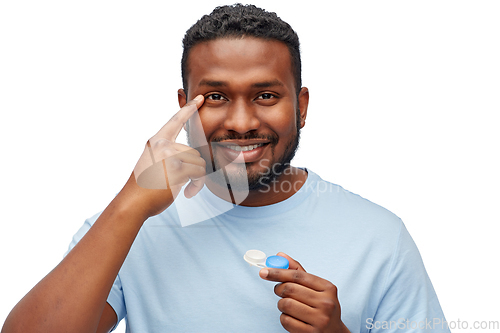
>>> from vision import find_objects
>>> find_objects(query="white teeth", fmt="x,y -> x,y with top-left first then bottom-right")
226,143 -> 264,152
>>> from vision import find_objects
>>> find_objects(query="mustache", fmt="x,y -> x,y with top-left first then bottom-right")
211,133 -> 279,145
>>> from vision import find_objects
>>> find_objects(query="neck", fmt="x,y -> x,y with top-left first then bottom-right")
205,166 -> 308,207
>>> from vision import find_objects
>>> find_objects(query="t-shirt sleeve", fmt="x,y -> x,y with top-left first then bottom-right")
368,222 -> 450,333
64,214 -> 127,331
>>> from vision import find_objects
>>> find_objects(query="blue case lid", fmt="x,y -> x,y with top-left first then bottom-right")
266,255 -> 289,269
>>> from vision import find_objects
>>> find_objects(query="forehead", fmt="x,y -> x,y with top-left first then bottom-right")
185,37 -> 294,93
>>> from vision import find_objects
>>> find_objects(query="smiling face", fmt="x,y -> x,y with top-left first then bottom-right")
179,37 -> 308,201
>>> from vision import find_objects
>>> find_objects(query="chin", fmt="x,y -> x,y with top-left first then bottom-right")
206,162 -> 276,192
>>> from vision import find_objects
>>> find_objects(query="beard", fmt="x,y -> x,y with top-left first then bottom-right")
187,109 -> 301,192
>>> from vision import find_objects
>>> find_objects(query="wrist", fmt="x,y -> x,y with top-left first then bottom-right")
114,172 -> 174,221
340,322 -> 350,333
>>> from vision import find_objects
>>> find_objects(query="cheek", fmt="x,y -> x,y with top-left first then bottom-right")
188,108 -> 219,140
196,110 -> 222,139
260,104 -> 297,136
186,116 -> 208,148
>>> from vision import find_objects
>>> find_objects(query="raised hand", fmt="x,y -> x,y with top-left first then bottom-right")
130,95 -> 206,217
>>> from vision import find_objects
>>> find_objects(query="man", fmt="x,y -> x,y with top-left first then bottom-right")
2,4 -> 449,333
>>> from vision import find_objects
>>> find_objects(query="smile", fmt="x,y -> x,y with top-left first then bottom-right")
225,143 -> 266,152
214,142 -> 270,164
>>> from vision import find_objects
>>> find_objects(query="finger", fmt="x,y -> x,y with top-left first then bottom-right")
134,142 -> 202,187
156,95 -> 204,142
135,157 -> 205,190
150,141 -> 201,155
274,282 -> 320,307
276,252 -> 306,272
147,139 -> 203,166
160,150 -> 206,169
259,269 -> 331,292
279,313 -> 313,333
163,160 -> 206,188
278,298 -> 322,328
168,142 -> 202,156
184,177 -> 205,199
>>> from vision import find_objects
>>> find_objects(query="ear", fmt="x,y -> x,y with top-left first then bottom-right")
178,89 -> 189,131
178,89 -> 187,108
297,87 -> 309,128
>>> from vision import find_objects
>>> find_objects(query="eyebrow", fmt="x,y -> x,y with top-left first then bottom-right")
198,79 -> 284,88
198,79 -> 228,87
251,80 -> 284,88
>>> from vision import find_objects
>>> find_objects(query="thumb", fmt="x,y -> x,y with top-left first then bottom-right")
276,252 -> 306,272
184,177 -> 205,199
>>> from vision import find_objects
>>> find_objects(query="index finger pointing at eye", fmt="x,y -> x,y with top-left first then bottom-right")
156,95 -> 204,142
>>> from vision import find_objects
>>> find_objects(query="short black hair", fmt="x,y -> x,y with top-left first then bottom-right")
181,3 -> 301,97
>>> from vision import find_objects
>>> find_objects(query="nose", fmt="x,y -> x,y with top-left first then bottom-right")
223,99 -> 260,134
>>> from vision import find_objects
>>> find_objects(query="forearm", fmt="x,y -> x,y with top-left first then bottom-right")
2,176 -> 162,333
3,96 -> 202,333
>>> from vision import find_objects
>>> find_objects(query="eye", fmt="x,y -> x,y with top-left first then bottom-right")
257,93 -> 276,100
206,93 -> 226,101
255,93 -> 279,106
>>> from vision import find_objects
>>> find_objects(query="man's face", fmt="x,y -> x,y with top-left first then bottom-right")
181,37 -> 307,191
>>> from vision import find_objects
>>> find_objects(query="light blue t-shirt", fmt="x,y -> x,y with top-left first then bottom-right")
67,170 -> 450,332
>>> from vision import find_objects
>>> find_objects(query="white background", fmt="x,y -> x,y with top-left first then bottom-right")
1,1 -> 499,332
